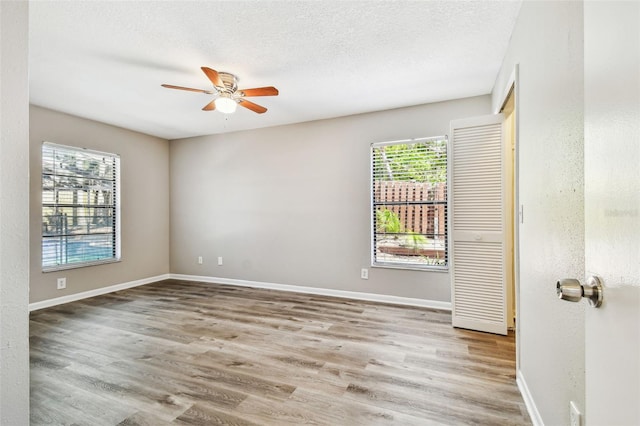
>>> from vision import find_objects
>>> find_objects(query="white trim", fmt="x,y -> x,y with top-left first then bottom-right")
171,274 -> 452,311
29,272 -> 452,312
28,274 -> 171,311
29,272 -> 451,312
371,264 -> 448,273
494,64 -> 518,115
517,369 -> 544,426
496,64 -> 522,371
42,258 -> 121,273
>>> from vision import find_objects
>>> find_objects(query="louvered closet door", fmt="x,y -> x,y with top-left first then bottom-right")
450,114 -> 507,335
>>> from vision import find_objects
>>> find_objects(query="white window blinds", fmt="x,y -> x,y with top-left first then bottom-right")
371,136 -> 448,269
42,142 -> 120,271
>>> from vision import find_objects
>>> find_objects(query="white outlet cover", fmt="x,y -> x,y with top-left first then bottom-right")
57,278 -> 66,289
361,268 -> 369,279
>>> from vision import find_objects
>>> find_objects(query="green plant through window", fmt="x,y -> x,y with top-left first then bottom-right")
376,208 -> 402,235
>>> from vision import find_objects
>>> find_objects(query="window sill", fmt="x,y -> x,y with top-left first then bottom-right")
371,263 -> 449,273
42,258 -> 121,273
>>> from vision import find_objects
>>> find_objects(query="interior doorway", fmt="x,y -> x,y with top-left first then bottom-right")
502,89 -> 516,330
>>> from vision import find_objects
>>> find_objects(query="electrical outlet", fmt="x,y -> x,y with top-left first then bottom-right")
198,256 -> 203,265
570,401 -> 582,426
361,268 -> 369,279
217,256 -> 223,266
56,277 -> 66,290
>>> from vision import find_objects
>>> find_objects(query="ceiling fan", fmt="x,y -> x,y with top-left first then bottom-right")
162,67 -> 278,114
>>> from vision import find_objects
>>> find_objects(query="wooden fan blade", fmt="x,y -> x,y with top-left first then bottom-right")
238,86 -> 279,97
238,99 -> 267,114
161,84 -> 212,94
202,100 -> 216,111
201,67 -> 224,87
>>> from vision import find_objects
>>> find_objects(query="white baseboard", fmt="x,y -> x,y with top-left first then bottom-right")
517,369 -> 544,426
29,272 -> 452,312
170,274 -> 452,311
28,274 -> 171,312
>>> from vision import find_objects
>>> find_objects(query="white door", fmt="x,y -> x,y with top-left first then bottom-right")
584,2 -> 639,424
450,114 -> 508,335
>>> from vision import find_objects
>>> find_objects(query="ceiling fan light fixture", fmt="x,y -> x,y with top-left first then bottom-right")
214,94 -> 237,114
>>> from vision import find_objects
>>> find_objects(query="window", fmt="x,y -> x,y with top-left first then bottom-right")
371,136 -> 448,269
42,142 -> 120,271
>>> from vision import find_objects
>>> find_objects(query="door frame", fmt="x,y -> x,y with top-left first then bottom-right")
495,65 -> 521,370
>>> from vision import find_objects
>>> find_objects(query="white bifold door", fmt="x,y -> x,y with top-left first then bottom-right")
449,114 -> 508,335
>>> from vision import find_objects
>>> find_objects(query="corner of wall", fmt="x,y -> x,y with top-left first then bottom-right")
0,1 -> 31,423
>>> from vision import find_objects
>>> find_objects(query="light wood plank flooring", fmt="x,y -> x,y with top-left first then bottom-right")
30,279 -> 531,425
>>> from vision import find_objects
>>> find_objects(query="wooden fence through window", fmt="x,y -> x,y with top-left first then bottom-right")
373,181 -> 446,238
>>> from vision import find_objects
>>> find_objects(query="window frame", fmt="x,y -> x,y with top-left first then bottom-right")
41,142 -> 121,272
370,136 -> 449,271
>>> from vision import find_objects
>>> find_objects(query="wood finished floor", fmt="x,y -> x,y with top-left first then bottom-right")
30,280 -> 531,425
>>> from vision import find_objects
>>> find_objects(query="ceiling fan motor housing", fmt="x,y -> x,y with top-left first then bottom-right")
217,72 -> 238,94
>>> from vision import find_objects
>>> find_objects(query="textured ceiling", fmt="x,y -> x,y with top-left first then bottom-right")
29,1 -> 521,140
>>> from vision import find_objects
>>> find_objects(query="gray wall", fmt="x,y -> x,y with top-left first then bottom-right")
29,106 -> 170,303
170,96 -> 490,302
492,2 -> 585,424
0,1 -> 30,423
